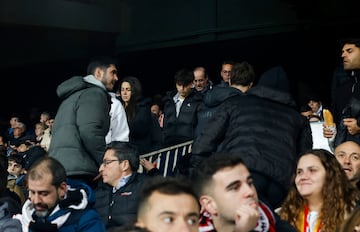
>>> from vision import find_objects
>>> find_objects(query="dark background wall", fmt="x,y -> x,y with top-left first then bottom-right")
1,0 -> 360,124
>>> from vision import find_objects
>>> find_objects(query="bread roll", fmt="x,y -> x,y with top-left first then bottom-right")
323,109 -> 334,127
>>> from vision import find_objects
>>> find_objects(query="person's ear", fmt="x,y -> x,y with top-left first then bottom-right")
135,220 -> 145,228
58,182 -> 67,200
94,67 -> 103,79
121,160 -> 131,171
200,195 -> 218,216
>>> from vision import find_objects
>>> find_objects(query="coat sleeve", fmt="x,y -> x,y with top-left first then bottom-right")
75,209 -> 106,232
76,89 -> 110,166
192,102 -> 230,156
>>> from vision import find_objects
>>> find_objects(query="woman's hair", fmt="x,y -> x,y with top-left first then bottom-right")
339,206 -> 360,232
118,76 -> 143,122
279,149 -> 359,231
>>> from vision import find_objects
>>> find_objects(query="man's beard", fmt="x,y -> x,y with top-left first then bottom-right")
29,201 -> 58,218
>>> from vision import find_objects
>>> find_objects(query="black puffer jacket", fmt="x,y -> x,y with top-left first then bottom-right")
192,66 -> 312,188
162,89 -> 203,146
195,86 -> 243,139
94,173 -> 148,229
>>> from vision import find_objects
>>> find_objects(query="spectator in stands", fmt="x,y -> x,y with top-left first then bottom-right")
39,111 -> 50,125
300,104 -> 321,122
278,149 -> 358,232
95,142 -> 148,229
192,66 -> 312,209
150,102 -> 164,128
0,161 -> 22,231
14,156 -> 106,232
217,60 -> 234,87
162,68 -> 203,146
136,176 -> 200,232
7,153 -> 26,204
307,95 -> 325,121
6,114 -> 20,140
106,86 -> 130,145
8,121 -> 35,151
300,104 -> 332,152
40,115 -> 54,151
324,38 -> 360,148
334,141 -> 360,190
193,66 -> 213,94
192,154 -> 296,232
0,150 -> 22,216
162,68 -> 203,176
49,56 -> 118,188
118,76 -> 162,154
33,122 -> 47,146
194,61 -> 255,141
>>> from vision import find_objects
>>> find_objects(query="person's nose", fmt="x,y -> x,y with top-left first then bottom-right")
31,193 -> 41,205
243,183 -> 256,197
343,155 -> 351,164
174,220 -> 193,232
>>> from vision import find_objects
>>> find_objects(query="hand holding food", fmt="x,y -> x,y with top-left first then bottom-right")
323,109 -> 334,127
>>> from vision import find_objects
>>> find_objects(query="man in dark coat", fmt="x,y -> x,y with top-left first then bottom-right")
49,57 -> 118,188
325,38 -> 360,148
95,142 -> 148,229
192,66 -> 312,209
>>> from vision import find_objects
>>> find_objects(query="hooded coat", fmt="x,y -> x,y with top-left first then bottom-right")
14,180 -> 105,232
49,75 -> 111,178
192,66 -> 312,201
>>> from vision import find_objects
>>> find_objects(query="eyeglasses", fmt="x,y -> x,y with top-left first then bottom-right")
101,159 -> 120,167
222,70 -> 231,74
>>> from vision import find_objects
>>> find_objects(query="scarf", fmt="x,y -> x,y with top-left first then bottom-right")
297,204 -> 322,232
198,201 -> 276,232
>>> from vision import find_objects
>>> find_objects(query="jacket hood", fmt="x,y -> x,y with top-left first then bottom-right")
248,66 -> 296,108
204,86 -> 242,107
57,75 -> 106,100
257,66 -> 289,93
14,179 -> 95,232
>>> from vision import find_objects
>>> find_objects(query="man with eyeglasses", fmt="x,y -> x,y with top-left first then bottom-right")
94,141 -> 149,229
217,60 -> 234,87
334,141 -> 360,189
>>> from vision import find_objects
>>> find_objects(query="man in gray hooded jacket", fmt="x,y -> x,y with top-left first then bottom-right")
49,57 -> 119,188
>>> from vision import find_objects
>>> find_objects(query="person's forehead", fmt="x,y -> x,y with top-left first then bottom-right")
28,175 -> 54,190
121,82 -> 131,88
104,149 -> 118,158
335,142 -> 360,154
194,70 -> 205,77
213,164 -> 250,185
343,43 -> 359,50
148,191 -> 199,210
107,64 -> 117,70
222,64 -> 232,70
8,160 -> 22,166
